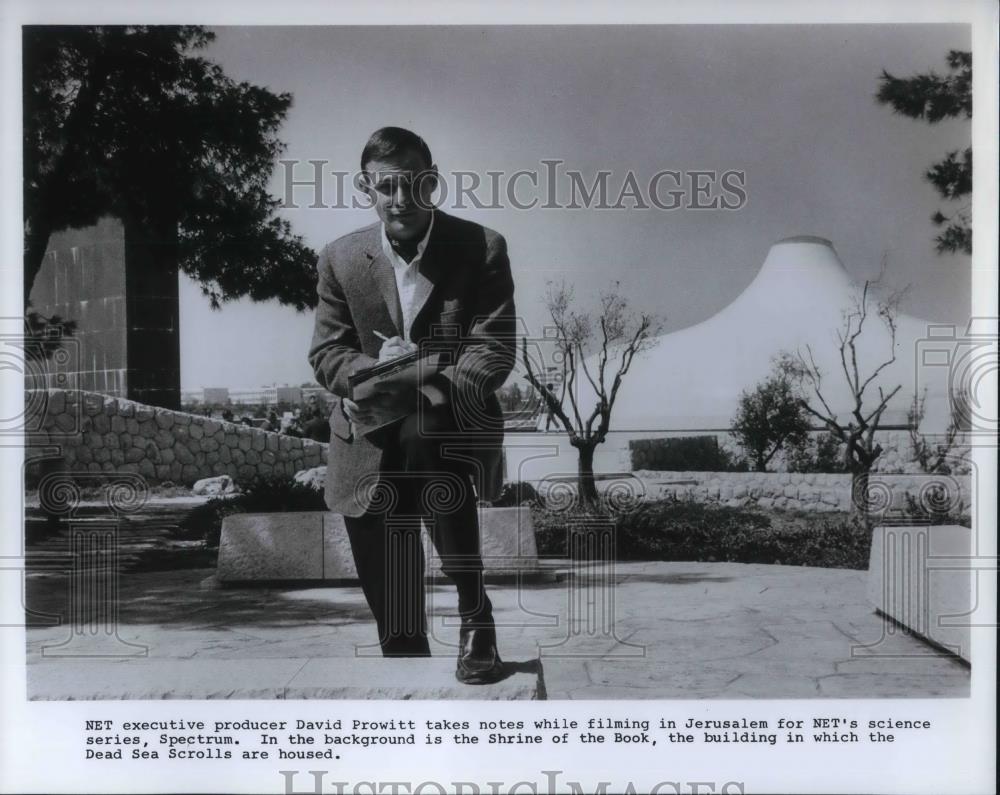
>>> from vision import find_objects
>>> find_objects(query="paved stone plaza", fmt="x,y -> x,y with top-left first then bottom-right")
25,560 -> 970,700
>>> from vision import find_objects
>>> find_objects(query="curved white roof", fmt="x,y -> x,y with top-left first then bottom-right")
579,237 -> 954,432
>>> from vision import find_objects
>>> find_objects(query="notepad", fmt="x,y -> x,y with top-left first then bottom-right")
347,349 -> 450,433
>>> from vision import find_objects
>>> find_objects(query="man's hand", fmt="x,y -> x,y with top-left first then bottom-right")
378,335 -> 417,362
343,390 -> 418,427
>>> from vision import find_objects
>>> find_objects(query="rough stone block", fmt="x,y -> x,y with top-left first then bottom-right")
47,389 -> 65,416
322,513 -> 359,579
83,394 -> 103,416
218,512 -> 325,582
219,507 -> 541,585
154,411 -> 174,429
426,506 -> 540,577
867,524 -> 971,662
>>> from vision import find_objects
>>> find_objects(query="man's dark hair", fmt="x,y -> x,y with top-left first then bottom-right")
360,126 -> 433,172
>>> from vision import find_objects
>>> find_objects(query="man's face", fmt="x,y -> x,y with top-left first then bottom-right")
362,149 -> 437,242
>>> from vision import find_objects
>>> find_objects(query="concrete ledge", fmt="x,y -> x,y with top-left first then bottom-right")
218,508 -> 540,584
217,512 -> 324,582
423,506 -> 541,579
28,657 -> 543,700
867,524 -> 972,663
286,658 -> 542,700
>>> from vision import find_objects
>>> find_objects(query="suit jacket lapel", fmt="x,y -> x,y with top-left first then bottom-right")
411,213 -> 453,340
364,235 -> 404,337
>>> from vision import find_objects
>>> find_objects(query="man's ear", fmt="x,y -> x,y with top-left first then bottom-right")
417,164 -> 439,208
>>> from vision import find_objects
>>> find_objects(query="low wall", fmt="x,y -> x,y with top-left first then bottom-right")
633,470 -> 972,516
503,429 -> 972,481
25,389 -> 327,486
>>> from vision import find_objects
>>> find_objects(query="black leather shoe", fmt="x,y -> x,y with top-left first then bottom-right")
455,620 -> 505,685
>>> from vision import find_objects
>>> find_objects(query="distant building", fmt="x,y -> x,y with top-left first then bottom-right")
276,386 -> 303,405
183,384 -> 329,409
601,237 -> 950,431
202,387 -> 231,405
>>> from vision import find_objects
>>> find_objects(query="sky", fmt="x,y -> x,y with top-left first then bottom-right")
179,24 -> 972,390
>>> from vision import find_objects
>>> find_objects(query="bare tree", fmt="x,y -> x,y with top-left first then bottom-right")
907,388 -> 969,473
522,282 -> 661,506
779,278 -> 906,516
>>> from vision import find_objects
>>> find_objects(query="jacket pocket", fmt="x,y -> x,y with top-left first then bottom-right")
431,308 -> 465,338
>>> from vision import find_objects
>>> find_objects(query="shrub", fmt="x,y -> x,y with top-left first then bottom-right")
787,432 -> 847,473
491,481 -> 540,508
902,492 -> 970,527
532,504 -> 613,557
180,473 -> 326,547
531,499 -> 874,569
629,436 -> 743,472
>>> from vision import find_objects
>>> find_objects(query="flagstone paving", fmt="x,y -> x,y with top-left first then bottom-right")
24,560 -> 970,700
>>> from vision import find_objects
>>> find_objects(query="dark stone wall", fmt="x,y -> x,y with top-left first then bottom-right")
28,216 -> 180,409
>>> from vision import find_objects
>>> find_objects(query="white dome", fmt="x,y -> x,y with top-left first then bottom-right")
578,237 -> 954,432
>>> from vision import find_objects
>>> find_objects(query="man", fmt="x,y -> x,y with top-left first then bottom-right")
308,127 -> 516,684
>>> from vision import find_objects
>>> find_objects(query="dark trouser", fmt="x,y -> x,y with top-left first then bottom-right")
343,408 -> 492,657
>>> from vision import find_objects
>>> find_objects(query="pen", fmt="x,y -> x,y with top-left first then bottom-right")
373,330 -> 391,342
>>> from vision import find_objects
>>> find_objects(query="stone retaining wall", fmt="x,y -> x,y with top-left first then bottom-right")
633,470 -> 972,516
25,389 -> 327,486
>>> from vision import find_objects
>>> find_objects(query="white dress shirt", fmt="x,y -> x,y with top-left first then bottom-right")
381,212 -> 435,342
